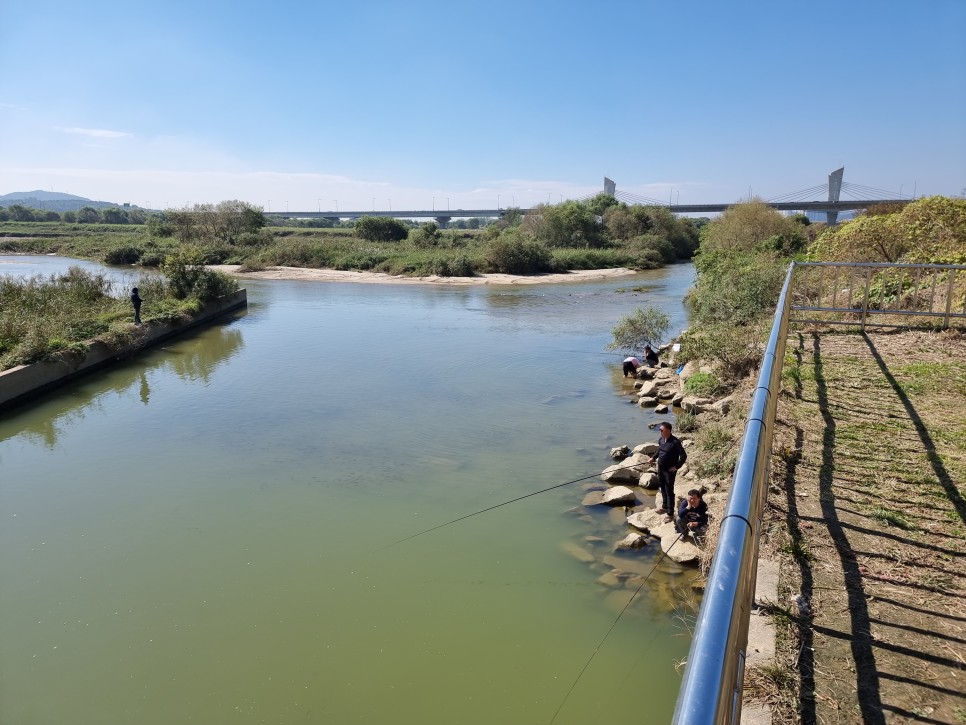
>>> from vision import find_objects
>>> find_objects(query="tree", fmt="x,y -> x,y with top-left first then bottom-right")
606,306 -> 671,353
8,204 -> 35,221
355,216 -> 409,243
101,207 -> 129,224
523,201 -> 603,248
76,206 -> 100,223
62,210 -> 77,223
585,193 -> 619,217
409,222 -> 443,248
699,198 -> 804,255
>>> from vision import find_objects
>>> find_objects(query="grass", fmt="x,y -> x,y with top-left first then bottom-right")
869,506 -> 915,531
684,371 -> 726,397
1,220 -> 675,278
0,265 -> 235,370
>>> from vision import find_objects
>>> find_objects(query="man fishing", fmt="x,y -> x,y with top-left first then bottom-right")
647,421 -> 687,522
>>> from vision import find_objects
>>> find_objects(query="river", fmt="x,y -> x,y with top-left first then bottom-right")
0,256 -> 697,724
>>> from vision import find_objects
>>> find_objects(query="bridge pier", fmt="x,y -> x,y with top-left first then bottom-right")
826,167 -> 844,225
434,216 -> 451,228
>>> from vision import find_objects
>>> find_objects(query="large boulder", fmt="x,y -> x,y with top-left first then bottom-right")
626,509 -> 666,533
709,395 -> 734,415
582,491 -> 605,506
681,395 -> 713,414
671,391 -> 685,406
638,396 -> 659,407
601,454 -> 647,483
639,472 -> 659,489
600,486 -> 637,506
637,380 -> 658,397
561,541 -> 595,564
654,367 -> 676,381
633,442 -> 659,456
661,533 -> 701,565
655,404 -> 669,414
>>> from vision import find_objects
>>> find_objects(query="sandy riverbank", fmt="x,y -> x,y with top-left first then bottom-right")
210,265 -> 640,286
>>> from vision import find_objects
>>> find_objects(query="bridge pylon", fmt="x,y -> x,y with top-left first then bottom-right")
827,167 -> 844,225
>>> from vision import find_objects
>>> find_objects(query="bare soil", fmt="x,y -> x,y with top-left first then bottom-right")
761,329 -> 966,724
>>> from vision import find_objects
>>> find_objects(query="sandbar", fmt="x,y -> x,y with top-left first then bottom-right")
211,265 -> 640,286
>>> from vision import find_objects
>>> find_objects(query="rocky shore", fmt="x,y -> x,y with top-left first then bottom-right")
562,353 -> 738,594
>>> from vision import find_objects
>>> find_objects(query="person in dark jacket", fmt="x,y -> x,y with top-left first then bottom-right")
647,421 -> 687,521
676,489 -> 709,536
643,345 -> 659,367
130,287 -> 143,324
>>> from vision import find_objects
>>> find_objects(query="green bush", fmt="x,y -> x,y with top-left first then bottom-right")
684,371 -> 725,397
103,246 -> 143,265
678,322 -> 765,381
484,231 -> 552,274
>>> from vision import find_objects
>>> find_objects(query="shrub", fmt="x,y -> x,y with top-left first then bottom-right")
161,248 -> 238,301
483,231 -> 552,274
103,246 -> 143,265
355,216 -> 409,243
684,371 -> 725,397
678,322 -> 765,381
606,306 -> 671,352
409,222 -> 443,248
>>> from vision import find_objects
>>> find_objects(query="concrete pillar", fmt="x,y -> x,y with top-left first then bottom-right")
826,167 -> 844,225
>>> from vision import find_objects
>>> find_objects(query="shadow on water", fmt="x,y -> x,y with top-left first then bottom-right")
0,313 -> 246,448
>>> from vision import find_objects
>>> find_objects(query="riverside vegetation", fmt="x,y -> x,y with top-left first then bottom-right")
602,195 -> 965,724
0,195 -> 702,277
0,250 -> 238,371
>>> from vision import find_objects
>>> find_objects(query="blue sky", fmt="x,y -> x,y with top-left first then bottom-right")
1,0 -> 964,211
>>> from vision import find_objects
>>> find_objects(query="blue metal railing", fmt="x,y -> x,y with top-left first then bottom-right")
671,263 -> 796,725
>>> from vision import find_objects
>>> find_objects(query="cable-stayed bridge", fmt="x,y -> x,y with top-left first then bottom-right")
265,168 -> 910,225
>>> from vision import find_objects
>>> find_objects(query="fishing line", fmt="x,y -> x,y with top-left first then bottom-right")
548,533 -> 685,725
375,459 -> 652,552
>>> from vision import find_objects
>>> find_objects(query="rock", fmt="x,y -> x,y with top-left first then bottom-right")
656,388 -> 675,399
638,396 -> 658,407
654,367 -> 676,380
602,555 -> 653,576
671,392 -> 685,406
639,472 -> 659,489
710,395 -> 734,415
600,486 -> 637,506
561,541 -> 595,564
637,380 -> 658,397
678,360 -> 699,385
636,367 -> 654,380
615,533 -> 648,550
585,535 -> 606,545
651,521 -> 678,539
632,380 -> 644,390
632,442 -> 659,456
655,404 -> 669,414
597,571 -> 622,587
626,509 -> 665,533
681,395 -> 713,414
582,491 -> 605,506
661,533 -> 701,565
601,462 -> 642,484
681,438 -> 694,448
609,445 -> 630,460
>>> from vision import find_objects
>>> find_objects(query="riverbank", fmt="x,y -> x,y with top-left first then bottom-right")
211,264 -> 640,286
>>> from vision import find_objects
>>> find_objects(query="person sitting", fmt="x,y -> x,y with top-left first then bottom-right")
676,489 -> 709,537
622,356 -> 641,377
643,345 -> 659,367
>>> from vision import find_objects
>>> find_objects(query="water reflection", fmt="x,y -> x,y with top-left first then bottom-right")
0,316 -> 245,448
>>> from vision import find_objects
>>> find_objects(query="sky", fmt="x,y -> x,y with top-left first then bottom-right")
1,0 -> 964,212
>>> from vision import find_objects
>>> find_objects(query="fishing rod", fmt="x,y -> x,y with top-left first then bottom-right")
548,532 -> 685,724
376,459 -> 652,552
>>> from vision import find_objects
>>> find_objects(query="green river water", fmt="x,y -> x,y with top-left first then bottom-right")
0,257 -> 698,725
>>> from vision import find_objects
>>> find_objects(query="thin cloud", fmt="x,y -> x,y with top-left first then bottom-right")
55,126 -> 133,139
0,102 -> 27,111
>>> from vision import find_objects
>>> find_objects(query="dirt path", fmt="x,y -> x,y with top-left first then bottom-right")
764,329 -> 966,724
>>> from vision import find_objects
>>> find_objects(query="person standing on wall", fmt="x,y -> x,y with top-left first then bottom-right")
647,421 -> 688,522
131,287 -> 143,325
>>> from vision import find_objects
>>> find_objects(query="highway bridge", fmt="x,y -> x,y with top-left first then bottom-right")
263,169 -> 912,225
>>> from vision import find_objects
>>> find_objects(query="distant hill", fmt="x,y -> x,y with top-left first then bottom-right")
0,191 -> 142,212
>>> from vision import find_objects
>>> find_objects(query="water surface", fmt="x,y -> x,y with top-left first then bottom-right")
1,258 -> 698,724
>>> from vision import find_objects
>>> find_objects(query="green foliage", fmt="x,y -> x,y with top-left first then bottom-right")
684,371 -> 725,397
146,212 -> 173,238
809,196 -> 966,264
483,230 -> 552,274
690,249 -> 789,325
354,215 -> 410,243
161,247 -> 239,301
676,411 -> 698,433
103,246 -> 143,265
606,305 -> 671,352
409,222 -> 443,248
522,202 -> 604,248
678,322 -> 765,381
700,198 -> 805,255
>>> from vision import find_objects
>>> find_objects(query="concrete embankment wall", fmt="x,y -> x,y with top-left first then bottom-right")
0,289 -> 247,413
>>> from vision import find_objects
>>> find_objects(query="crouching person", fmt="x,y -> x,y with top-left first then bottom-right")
676,489 -> 708,537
